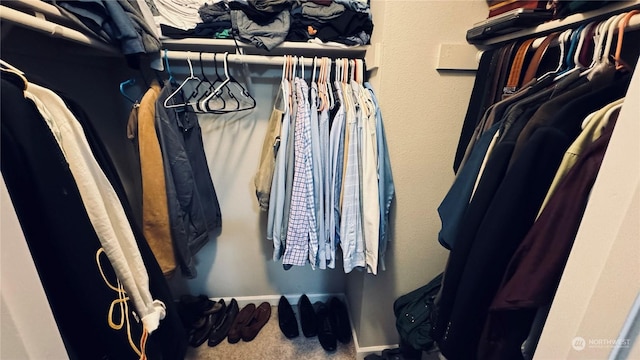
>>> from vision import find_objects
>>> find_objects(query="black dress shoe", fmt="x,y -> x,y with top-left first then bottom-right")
208,298 -> 239,347
298,294 -> 317,337
278,296 -> 299,339
329,297 -> 351,344
314,301 -> 337,352
188,312 -> 215,347
188,299 -> 225,347
178,294 -> 223,330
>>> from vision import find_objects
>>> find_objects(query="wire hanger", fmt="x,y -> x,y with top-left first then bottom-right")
184,52 -> 215,111
219,54 -> 256,112
164,51 -> 201,109
119,78 -> 139,105
200,52 -> 231,111
195,53 -> 226,112
163,49 -> 178,88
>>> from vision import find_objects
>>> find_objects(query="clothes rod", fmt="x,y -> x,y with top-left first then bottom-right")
0,5 -> 118,55
164,50 -> 363,67
530,12 -> 640,49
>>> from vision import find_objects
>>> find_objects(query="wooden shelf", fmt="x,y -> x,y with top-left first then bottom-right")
469,1 -> 640,46
161,38 -> 369,58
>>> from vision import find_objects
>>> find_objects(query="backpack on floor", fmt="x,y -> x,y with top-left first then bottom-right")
393,272 -> 444,352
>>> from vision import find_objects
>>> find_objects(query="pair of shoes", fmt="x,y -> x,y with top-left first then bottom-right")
314,297 -> 352,352
278,296 -> 299,339
188,299 -> 226,347
208,299 -> 239,347
299,294 -> 317,337
227,302 -> 271,343
228,303 -> 256,343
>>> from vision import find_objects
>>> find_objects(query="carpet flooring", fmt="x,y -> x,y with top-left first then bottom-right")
184,304 -> 356,360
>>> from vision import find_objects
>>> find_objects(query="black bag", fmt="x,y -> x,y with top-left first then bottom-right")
393,272 -> 444,352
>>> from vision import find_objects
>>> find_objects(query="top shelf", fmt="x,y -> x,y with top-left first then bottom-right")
470,0 -> 640,46
160,38 -> 369,58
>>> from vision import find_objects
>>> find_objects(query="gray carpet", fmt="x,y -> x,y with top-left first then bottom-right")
185,305 -> 356,360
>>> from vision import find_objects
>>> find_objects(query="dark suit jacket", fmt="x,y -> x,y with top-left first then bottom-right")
1,77 -> 187,360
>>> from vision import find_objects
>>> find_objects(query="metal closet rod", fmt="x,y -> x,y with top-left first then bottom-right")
164,50 -> 364,67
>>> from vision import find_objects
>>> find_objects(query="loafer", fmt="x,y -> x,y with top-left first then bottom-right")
314,301 -> 337,352
188,312 -> 215,347
181,294 -> 223,315
329,297 -> 351,344
298,294 -> 317,337
278,296 -> 299,339
208,299 -> 239,347
241,302 -> 272,342
227,303 -> 256,344
178,294 -> 223,330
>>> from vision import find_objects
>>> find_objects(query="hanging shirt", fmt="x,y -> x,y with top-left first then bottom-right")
329,83 -> 346,269
267,78 -> 290,260
282,78 -> 318,267
309,82 -> 326,269
365,83 -> 395,272
340,82 -> 365,273
318,88 -> 333,269
356,82 -> 380,274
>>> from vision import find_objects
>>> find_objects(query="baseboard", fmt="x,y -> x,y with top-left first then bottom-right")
206,293 -> 398,359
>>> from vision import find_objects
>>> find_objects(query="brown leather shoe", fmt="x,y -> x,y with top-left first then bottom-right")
240,302 -> 272,342
227,303 -> 256,344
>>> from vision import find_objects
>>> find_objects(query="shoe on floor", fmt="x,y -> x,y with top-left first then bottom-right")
299,294 -> 317,337
314,301 -> 337,352
278,296 -> 299,339
227,303 -> 256,344
329,297 -> 351,344
208,299 -> 239,347
188,299 -> 225,347
241,302 -> 272,342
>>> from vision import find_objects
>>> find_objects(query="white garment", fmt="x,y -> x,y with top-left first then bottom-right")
153,0 -> 207,31
355,82 -> 380,274
25,84 -> 165,334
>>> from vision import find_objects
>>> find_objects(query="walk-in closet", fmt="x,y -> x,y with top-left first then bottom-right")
1,1 -> 638,360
